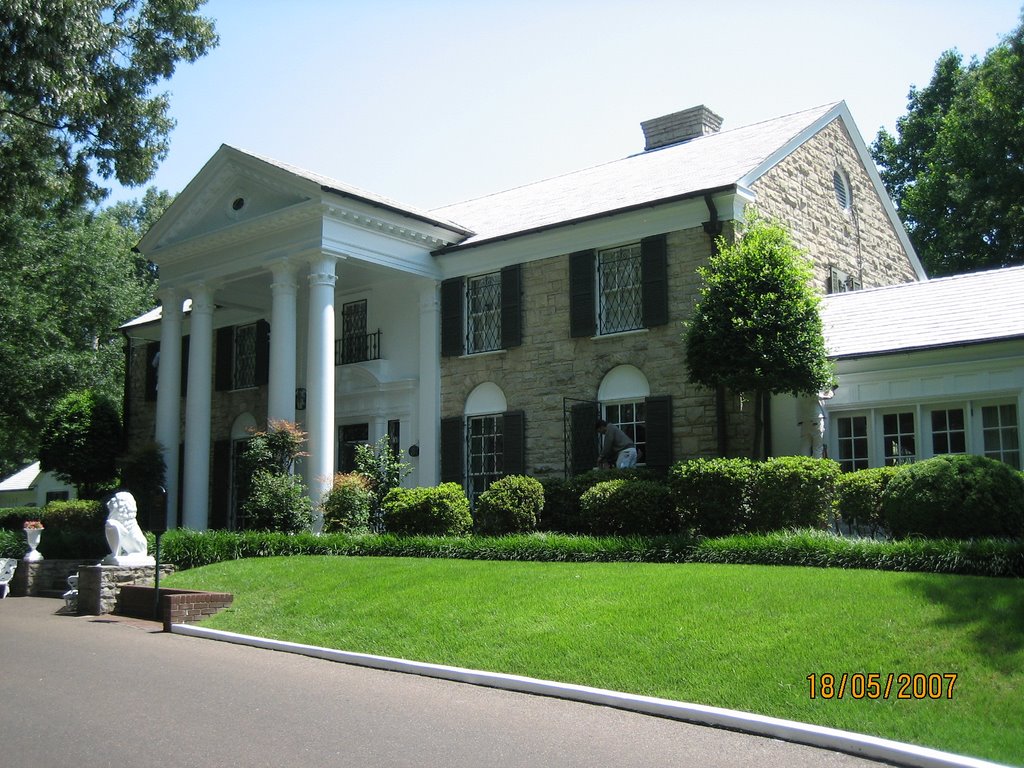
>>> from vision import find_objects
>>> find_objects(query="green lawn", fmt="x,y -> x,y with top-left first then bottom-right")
165,557 -> 1024,766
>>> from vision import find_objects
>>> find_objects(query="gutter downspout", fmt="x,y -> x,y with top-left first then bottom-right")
702,194 -> 729,458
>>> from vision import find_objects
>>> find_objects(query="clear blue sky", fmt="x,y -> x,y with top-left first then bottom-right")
104,0 -> 1023,211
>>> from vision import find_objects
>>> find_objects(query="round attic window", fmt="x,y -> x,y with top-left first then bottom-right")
832,170 -> 851,211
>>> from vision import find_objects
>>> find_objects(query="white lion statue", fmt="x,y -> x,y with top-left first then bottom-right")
102,491 -> 155,566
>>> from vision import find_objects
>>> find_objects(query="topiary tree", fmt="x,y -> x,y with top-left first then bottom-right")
882,454 -> 1024,539
475,475 -> 544,535
685,211 -> 835,458
38,389 -> 122,499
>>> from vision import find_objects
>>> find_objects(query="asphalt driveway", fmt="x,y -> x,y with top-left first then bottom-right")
1,597 -> 895,768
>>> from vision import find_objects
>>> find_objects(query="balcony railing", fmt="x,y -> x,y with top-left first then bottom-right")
335,330 -> 381,366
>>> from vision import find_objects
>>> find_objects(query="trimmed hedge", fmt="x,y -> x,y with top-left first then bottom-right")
155,528 -> 1024,579
580,478 -> 676,535
882,455 -> 1024,539
670,457 -> 753,537
747,456 -> 840,532
475,475 -> 543,535
835,466 -> 900,535
382,483 -> 472,535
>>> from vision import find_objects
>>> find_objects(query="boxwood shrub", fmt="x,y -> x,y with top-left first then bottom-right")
579,478 -> 676,535
382,483 -> 472,536
881,454 -> 1024,539
835,466 -> 901,535
747,457 -> 840,532
475,475 -> 543,535
669,457 -> 754,537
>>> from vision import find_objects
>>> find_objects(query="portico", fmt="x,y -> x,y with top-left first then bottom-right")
129,145 -> 471,530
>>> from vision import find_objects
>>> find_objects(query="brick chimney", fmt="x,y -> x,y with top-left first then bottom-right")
641,105 -> 723,150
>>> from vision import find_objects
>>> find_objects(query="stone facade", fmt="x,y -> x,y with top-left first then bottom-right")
751,118 -> 919,290
441,222 -> 758,474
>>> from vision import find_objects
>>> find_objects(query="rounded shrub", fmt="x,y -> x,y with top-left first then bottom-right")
834,466 -> 901,535
669,457 -> 754,537
41,499 -> 105,531
321,473 -> 373,534
382,483 -> 472,536
475,475 -> 543,535
748,457 -> 840,532
537,477 -> 583,533
881,454 -> 1024,539
579,478 -> 676,535
242,471 -> 313,533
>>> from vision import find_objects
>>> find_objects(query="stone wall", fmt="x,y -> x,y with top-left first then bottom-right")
10,559 -> 88,598
76,564 -> 175,616
751,118 -> 920,290
440,223 -> 757,475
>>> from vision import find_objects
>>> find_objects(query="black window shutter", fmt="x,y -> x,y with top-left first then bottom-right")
145,342 -> 159,402
569,250 -> 596,338
215,326 -> 234,391
255,319 -> 271,386
641,234 -> 669,328
440,416 -> 464,484
440,278 -> 464,357
211,439 -> 231,530
570,401 -> 600,475
180,335 -> 190,397
644,395 -> 673,473
502,410 -> 525,475
500,264 -> 522,349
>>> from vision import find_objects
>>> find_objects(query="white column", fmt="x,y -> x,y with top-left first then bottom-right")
417,282 -> 441,486
306,255 -> 336,530
154,287 -> 183,529
268,261 -> 298,424
182,283 -> 215,530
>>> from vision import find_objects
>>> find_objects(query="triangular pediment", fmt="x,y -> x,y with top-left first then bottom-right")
138,145 -> 319,255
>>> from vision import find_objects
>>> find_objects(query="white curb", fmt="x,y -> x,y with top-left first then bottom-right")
171,623 -> 1009,768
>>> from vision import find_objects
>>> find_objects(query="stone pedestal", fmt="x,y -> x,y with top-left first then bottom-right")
75,564 -> 174,616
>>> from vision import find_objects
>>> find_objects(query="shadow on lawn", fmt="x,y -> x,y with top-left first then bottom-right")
901,573 -> 1024,673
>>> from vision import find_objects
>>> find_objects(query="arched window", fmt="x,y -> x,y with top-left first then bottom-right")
598,365 -> 650,463
465,383 -> 508,502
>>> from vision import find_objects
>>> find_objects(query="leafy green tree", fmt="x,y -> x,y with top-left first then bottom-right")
685,212 -> 834,458
38,389 -> 122,499
239,421 -> 312,533
872,16 -> 1024,276
0,195 -> 164,475
355,436 -> 412,532
0,0 -> 218,211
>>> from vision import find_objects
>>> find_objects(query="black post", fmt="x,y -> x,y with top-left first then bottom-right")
152,486 -> 168,622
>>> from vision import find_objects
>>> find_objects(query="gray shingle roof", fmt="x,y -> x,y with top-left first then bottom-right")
430,103 -> 839,248
822,265 -> 1024,358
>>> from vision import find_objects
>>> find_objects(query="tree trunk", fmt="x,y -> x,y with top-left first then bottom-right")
752,389 -> 765,461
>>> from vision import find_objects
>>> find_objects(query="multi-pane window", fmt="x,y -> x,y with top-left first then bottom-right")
597,243 -> 643,334
233,323 -> 257,389
340,300 -> 369,364
467,273 -> 502,353
931,409 -> 966,455
982,404 -> 1020,469
468,414 -> 503,502
603,401 -> 646,464
883,412 -> 916,465
836,415 -> 869,471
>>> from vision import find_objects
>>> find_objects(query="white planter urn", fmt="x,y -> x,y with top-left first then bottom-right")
24,527 -> 43,562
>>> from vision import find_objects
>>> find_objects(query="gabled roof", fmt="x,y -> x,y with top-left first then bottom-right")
822,265 -> 1024,359
0,462 -> 41,492
430,102 -> 842,250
